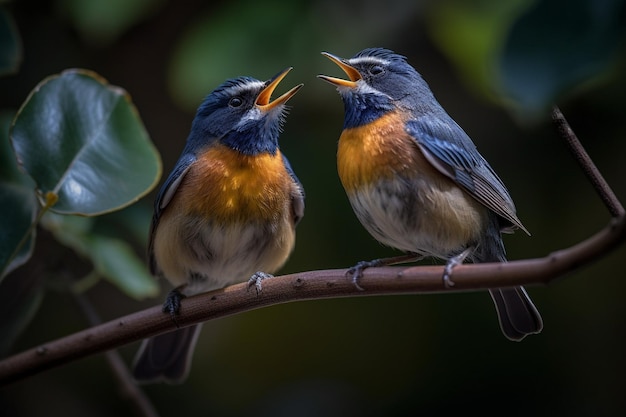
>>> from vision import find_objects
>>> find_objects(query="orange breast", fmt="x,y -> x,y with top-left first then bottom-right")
337,111 -> 440,191
336,110 -> 486,256
174,144 -> 292,223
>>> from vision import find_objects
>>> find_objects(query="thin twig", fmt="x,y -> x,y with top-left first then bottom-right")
73,293 -> 160,417
552,106 -> 625,217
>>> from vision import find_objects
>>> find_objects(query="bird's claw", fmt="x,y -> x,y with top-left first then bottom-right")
442,247 -> 473,288
162,288 -> 185,327
346,259 -> 383,291
247,271 -> 273,295
442,263 -> 456,288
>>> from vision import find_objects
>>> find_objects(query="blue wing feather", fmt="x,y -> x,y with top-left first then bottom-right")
281,153 -> 305,225
154,153 -> 197,216
405,118 -> 528,234
148,152 -> 196,275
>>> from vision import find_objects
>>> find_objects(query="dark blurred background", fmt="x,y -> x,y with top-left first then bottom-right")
1,0 -> 626,416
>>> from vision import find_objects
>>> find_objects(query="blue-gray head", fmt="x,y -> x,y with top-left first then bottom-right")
319,48 -> 437,128
187,68 -> 302,155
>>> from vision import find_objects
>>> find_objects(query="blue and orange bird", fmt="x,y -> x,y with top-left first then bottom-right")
132,68 -> 304,383
318,48 -> 542,341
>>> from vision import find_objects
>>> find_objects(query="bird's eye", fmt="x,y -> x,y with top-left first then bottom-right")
229,97 -> 243,107
369,65 -> 385,76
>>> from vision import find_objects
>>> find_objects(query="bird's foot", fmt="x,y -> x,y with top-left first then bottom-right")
347,254 -> 423,291
346,259 -> 384,291
162,288 -> 186,327
443,247 -> 473,288
442,262 -> 457,288
247,271 -> 274,295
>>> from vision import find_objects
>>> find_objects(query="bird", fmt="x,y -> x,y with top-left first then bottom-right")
318,48 -> 542,341
132,67 -> 305,383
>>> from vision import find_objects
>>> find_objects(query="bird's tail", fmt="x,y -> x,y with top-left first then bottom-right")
132,323 -> 202,384
478,216 -> 543,341
489,287 -> 543,341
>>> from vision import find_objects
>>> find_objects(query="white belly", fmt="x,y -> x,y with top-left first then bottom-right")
153,213 -> 295,294
347,177 -> 486,259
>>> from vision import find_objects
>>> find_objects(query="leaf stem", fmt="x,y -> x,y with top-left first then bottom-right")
71,270 -> 101,294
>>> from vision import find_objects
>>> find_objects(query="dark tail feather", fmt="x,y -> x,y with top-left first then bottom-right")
475,215 -> 543,341
132,324 -> 202,384
489,287 -> 543,341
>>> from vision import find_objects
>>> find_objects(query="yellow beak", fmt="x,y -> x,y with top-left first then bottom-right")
256,67 -> 303,111
318,52 -> 362,87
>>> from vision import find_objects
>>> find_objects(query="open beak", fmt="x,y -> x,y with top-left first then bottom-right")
256,67 -> 303,111
318,52 -> 362,87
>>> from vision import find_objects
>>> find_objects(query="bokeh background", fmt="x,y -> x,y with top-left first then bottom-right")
2,0 -> 626,416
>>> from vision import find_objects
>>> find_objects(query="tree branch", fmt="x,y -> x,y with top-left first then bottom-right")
1,214 -> 624,386
0,107 -> 624,386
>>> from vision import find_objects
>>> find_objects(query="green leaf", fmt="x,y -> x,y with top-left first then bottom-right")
0,111 -> 37,280
498,0 -> 626,116
0,5 -> 22,76
93,201 -> 152,247
41,211 -> 94,249
86,235 -> 158,300
0,185 -> 37,280
41,212 -> 158,300
10,69 -> 162,216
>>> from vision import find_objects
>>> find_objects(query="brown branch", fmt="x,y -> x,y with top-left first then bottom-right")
0,108 -> 624,386
1,214 -> 625,386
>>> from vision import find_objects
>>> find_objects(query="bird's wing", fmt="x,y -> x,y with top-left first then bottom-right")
406,117 -> 528,234
281,153 -> 305,225
148,152 -> 196,274
156,153 -> 197,213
